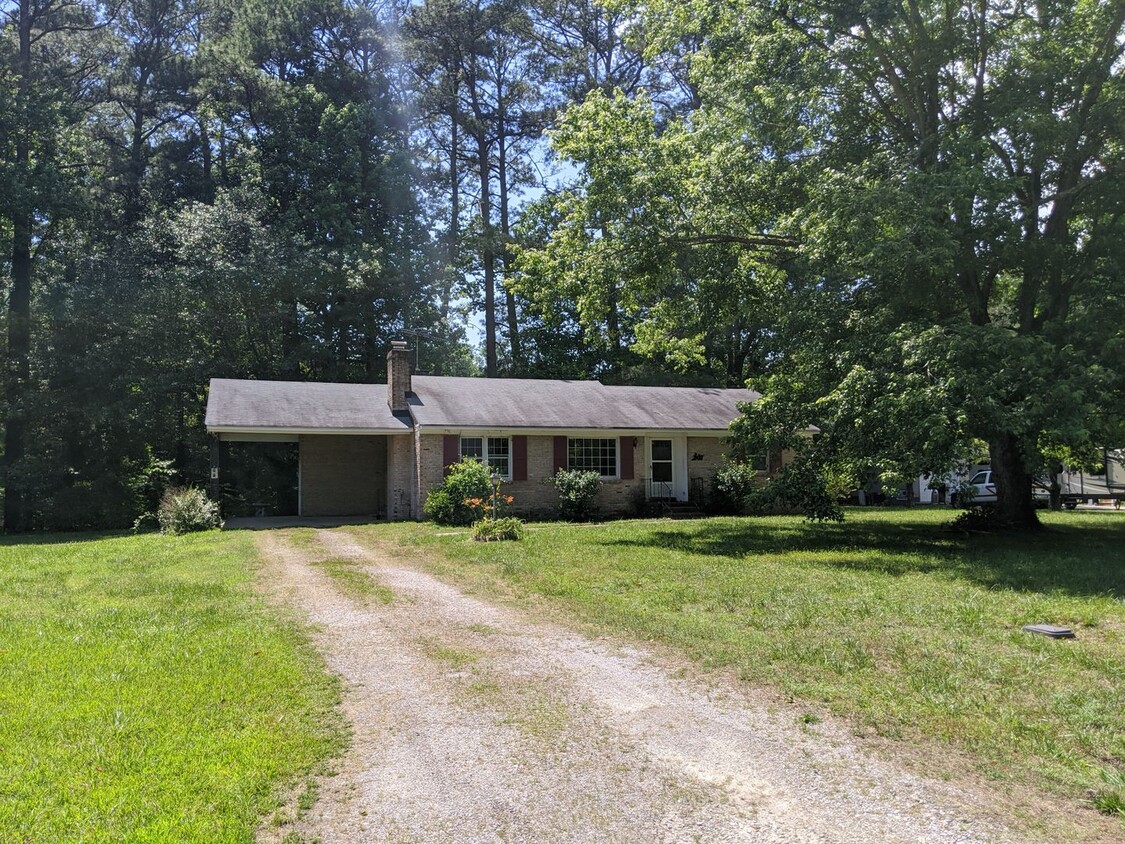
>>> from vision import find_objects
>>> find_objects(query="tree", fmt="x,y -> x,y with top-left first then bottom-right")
726,0 -> 1125,529
514,90 -> 794,382
407,0 -> 544,376
530,0 -> 1125,528
1,0 -> 98,530
0,0 -> 467,530
99,0 -> 206,223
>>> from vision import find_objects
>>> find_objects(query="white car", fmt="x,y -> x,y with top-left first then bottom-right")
955,470 -> 1051,507
953,470 -> 996,505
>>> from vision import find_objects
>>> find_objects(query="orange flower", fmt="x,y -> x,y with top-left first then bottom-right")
504,495 -> 514,504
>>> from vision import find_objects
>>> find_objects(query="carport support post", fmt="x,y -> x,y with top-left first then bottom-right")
209,436 -> 221,503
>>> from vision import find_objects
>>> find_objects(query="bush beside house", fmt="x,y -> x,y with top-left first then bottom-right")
710,461 -> 761,515
423,459 -> 494,526
551,469 -> 602,521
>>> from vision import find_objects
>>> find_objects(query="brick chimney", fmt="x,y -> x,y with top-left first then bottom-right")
387,340 -> 412,413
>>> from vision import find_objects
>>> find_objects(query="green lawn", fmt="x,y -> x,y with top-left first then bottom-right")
367,508 -> 1125,822
0,530 -> 344,843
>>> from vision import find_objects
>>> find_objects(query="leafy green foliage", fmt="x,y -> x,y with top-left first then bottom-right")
471,516 -> 524,541
1,0 -> 467,532
709,461 -> 761,515
550,468 -> 602,521
526,0 -> 1125,527
746,454 -> 844,523
157,487 -> 221,535
514,89 -> 786,384
423,458 -> 494,526
464,470 -> 523,539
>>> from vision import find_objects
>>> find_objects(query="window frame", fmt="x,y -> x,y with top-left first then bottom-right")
566,437 -> 619,480
459,435 -> 512,480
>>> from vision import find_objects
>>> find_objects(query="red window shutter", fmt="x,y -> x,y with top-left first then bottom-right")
443,434 -> 460,476
553,436 -> 568,473
512,435 -> 528,481
619,436 -> 634,480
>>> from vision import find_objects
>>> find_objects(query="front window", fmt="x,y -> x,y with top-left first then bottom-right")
460,436 -> 511,479
568,438 -> 618,478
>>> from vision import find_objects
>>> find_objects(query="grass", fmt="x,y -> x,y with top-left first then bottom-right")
0,530 -> 345,843
362,508 -> 1125,824
313,556 -> 394,605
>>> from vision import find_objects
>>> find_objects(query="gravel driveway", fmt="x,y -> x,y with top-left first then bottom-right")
255,528 -> 1018,844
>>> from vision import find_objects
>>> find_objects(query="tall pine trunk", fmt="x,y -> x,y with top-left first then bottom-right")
497,126 -> 520,369
4,212 -> 32,532
477,132 -> 496,377
442,110 -> 459,326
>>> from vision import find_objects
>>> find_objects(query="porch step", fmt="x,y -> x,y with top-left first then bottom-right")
663,502 -> 705,520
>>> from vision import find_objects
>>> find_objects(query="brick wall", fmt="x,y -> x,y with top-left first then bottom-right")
387,434 -> 414,520
417,433 -> 652,519
386,342 -> 411,413
686,435 -> 727,494
417,433 -> 446,511
299,435 -> 387,517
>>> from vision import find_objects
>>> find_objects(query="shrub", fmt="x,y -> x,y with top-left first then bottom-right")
947,504 -> 1034,533
471,516 -> 524,542
132,512 -> 160,534
423,458 -> 493,526
464,473 -> 523,540
710,461 -> 762,515
550,469 -> 602,521
158,487 -> 222,535
747,457 -> 844,522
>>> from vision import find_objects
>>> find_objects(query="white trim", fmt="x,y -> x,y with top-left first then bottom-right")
646,436 -> 689,501
420,425 -> 732,438
673,435 -> 689,501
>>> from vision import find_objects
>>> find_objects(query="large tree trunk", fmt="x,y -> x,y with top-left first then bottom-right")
496,127 -> 520,370
199,115 -> 214,203
989,434 -> 1041,530
1047,461 -> 1063,512
4,212 -> 32,532
442,109 -> 459,326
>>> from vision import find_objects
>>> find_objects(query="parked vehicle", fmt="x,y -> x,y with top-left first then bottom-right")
951,470 -> 996,506
953,452 -> 1125,509
1035,457 -> 1124,509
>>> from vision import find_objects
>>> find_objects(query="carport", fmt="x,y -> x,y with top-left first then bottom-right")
205,379 -> 415,519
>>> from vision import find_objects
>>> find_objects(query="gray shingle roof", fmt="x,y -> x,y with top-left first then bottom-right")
408,376 -> 756,431
205,375 -> 758,435
205,378 -> 411,433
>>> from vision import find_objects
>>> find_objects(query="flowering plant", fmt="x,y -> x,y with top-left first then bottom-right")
466,474 -> 523,541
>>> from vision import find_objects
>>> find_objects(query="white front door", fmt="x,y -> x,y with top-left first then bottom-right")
648,437 -> 689,501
